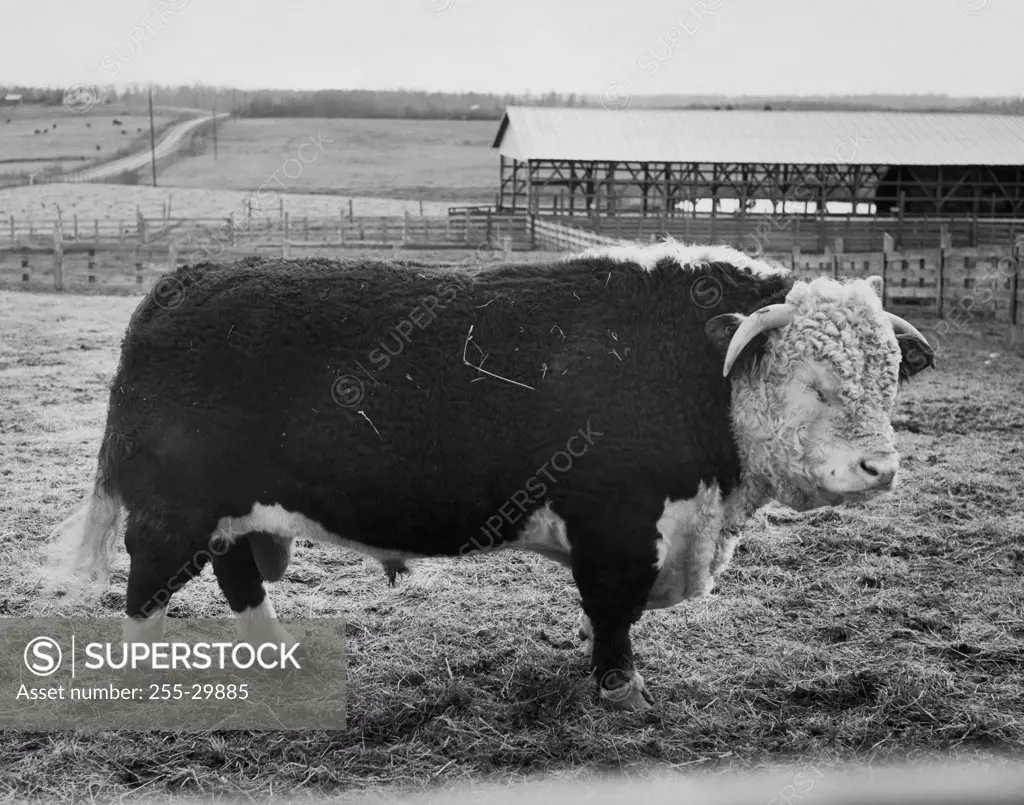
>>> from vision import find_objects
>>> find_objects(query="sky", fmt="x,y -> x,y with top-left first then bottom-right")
1,0 -> 1022,98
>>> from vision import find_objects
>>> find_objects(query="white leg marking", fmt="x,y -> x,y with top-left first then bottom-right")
121,609 -> 166,669
648,483 -> 726,609
505,502 -> 572,566
235,596 -> 297,647
577,611 -> 593,654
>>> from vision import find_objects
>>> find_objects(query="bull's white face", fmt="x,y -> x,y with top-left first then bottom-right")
729,277 -> 907,512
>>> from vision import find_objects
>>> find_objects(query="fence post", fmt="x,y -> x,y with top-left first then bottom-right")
403,211 -> 410,244
304,216 -> 309,241
168,242 -> 177,273
279,198 -> 284,228
20,254 -> 29,283
882,234 -> 894,308
53,223 -> 64,290
419,200 -> 424,217
348,199 -> 354,221
486,209 -> 493,246
282,239 -> 291,259
73,214 -> 79,241
94,220 -> 99,242
284,212 -> 289,243
8,215 -> 13,245
502,235 -> 512,260
87,247 -> 96,283
791,245 -> 800,273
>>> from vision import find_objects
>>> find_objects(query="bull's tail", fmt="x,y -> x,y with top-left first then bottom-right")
42,479 -> 123,593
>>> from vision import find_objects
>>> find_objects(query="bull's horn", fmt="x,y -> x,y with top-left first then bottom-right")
886,312 -> 930,348
722,303 -> 796,378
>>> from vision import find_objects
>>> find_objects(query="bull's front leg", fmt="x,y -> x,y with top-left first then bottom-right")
568,513 -> 660,711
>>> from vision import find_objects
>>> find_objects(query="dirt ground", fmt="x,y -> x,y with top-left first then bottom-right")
1,268 -> 1023,802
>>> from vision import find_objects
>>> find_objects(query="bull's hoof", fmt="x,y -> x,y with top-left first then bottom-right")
598,670 -> 654,711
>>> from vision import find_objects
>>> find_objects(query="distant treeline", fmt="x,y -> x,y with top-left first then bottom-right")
4,83 -> 1024,119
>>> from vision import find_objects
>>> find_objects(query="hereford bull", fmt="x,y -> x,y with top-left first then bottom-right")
52,242 -> 933,710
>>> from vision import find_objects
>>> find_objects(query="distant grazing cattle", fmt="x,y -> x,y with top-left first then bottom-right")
53,243 -> 934,711
4,118 -> 10,124
121,129 -> 127,134
137,127 -> 143,133
112,118 -> 122,125
95,145 -> 101,151
52,123 -> 57,129
86,122 -> 92,128
33,129 -> 40,135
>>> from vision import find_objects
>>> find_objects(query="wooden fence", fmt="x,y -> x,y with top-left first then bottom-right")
540,212 -> 1024,253
1,210 -> 534,251
533,219 -> 1023,327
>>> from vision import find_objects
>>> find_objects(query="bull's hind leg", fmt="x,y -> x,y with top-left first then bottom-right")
123,509 -> 213,645
211,534 -> 296,646
567,511 -> 661,711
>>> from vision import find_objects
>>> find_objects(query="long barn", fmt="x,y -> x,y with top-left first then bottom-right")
491,107 -> 1024,250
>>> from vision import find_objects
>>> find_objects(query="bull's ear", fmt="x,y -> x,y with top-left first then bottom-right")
705,313 -> 770,377
866,275 -> 884,299
897,334 -> 935,382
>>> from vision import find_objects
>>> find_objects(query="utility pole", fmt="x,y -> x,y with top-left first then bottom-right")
148,86 -> 158,187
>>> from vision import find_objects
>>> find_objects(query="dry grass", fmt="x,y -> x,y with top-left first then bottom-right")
155,118 -> 498,204
1,278 -> 1023,802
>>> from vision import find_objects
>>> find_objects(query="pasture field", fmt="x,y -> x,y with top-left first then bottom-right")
156,117 -> 498,203
1,272 -> 1024,801
0,103 -> 177,178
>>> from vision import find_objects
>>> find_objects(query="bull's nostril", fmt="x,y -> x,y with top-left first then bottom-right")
860,460 -> 880,478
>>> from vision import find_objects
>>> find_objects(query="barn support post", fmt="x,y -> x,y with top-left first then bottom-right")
897,191 -> 906,249
1010,236 -> 1021,328
53,223 -> 64,291
937,242 -> 945,319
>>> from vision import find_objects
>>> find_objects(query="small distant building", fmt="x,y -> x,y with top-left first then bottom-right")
2,93 -> 23,105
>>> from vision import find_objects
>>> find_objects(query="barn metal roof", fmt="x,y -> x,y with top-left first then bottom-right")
493,106 -> 1024,166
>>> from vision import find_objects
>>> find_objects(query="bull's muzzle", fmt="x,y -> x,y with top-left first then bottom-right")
855,452 -> 899,490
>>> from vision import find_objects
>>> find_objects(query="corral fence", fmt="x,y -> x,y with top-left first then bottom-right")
533,219 -> 1023,329
536,210 -> 1024,252
4,210 -> 1022,332
1,205 -> 534,252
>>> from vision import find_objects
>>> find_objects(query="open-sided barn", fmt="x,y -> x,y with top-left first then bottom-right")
492,107 -> 1024,249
